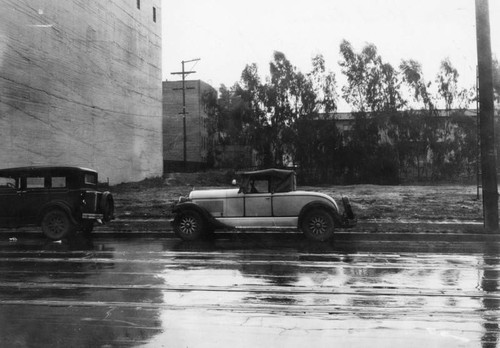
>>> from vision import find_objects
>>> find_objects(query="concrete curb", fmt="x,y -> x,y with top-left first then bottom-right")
103,218 -> 486,233
0,219 -> 491,240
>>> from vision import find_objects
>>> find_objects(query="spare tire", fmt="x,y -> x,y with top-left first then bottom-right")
100,191 -> 115,222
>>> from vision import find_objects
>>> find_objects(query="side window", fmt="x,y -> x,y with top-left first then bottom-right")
249,179 -> 269,193
51,177 -> 67,188
0,177 -> 17,190
26,177 -> 45,189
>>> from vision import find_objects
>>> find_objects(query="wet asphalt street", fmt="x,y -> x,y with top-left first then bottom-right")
0,224 -> 499,348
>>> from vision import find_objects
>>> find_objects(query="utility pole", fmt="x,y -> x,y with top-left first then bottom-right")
171,58 -> 201,170
475,0 -> 499,233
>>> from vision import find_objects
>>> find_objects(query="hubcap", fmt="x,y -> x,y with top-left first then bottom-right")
309,216 -> 327,235
180,216 -> 197,235
49,216 -> 64,234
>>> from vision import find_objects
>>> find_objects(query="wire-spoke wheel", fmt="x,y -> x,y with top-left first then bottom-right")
174,210 -> 205,241
301,209 -> 334,241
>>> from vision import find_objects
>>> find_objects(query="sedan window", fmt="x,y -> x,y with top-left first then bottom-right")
26,177 -> 45,189
51,176 -> 67,188
0,177 -> 17,190
84,173 -> 97,185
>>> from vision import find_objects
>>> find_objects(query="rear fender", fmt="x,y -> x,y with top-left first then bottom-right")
38,201 -> 78,225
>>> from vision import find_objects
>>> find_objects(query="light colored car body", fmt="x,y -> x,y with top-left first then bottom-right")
189,188 -> 340,229
171,169 -> 355,241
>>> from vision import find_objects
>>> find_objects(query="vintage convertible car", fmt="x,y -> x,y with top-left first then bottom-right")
171,169 -> 356,241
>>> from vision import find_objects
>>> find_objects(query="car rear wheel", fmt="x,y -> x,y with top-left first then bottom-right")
301,209 -> 335,241
41,209 -> 75,240
174,210 -> 205,241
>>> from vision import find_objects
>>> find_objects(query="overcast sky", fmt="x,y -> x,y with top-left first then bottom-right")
162,0 -> 499,111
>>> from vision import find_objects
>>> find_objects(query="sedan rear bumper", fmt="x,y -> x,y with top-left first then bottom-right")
82,213 -> 104,220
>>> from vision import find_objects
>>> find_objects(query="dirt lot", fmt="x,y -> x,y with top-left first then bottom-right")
110,171 -> 484,222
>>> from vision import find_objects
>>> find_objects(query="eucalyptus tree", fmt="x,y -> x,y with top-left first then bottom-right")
339,40 -> 404,113
492,57 -> 500,104
234,51 -> 339,168
435,58 -> 472,110
400,59 -> 435,112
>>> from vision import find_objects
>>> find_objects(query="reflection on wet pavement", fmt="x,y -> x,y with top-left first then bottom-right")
0,233 -> 499,347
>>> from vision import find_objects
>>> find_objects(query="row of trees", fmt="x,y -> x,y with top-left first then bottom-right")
203,40 -> 500,184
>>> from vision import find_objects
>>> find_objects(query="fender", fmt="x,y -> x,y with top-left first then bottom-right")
298,201 -> 341,228
172,202 -> 230,230
38,201 -> 78,225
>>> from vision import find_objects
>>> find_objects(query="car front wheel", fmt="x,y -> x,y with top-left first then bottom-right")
41,209 -> 75,240
174,210 -> 205,241
301,209 -> 335,241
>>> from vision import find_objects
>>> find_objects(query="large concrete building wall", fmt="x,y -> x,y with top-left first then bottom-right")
0,0 -> 162,184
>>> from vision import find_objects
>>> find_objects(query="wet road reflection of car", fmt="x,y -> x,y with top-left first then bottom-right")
0,230 -> 499,347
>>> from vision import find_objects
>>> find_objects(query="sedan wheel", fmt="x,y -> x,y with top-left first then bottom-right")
301,209 -> 335,241
41,209 -> 75,240
174,210 -> 205,241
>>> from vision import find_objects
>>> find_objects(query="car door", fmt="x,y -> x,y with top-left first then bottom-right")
18,174 -> 51,222
244,178 -> 272,218
0,175 -> 22,225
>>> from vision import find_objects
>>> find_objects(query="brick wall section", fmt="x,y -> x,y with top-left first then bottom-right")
163,80 -> 215,170
0,0 -> 163,184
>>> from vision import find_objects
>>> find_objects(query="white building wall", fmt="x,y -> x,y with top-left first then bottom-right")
0,0 -> 162,184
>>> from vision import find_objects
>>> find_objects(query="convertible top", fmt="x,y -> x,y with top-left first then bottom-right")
237,168 -> 296,193
237,168 -> 295,179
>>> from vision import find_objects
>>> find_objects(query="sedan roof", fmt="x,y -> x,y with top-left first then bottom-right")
0,166 -> 96,176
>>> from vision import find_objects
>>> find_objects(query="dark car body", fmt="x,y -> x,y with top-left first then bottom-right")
0,166 -> 114,239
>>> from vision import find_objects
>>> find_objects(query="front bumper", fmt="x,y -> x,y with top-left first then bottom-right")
341,216 -> 357,228
340,195 -> 356,228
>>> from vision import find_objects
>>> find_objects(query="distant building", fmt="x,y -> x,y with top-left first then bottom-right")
163,80 -> 215,172
0,1 -> 162,184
